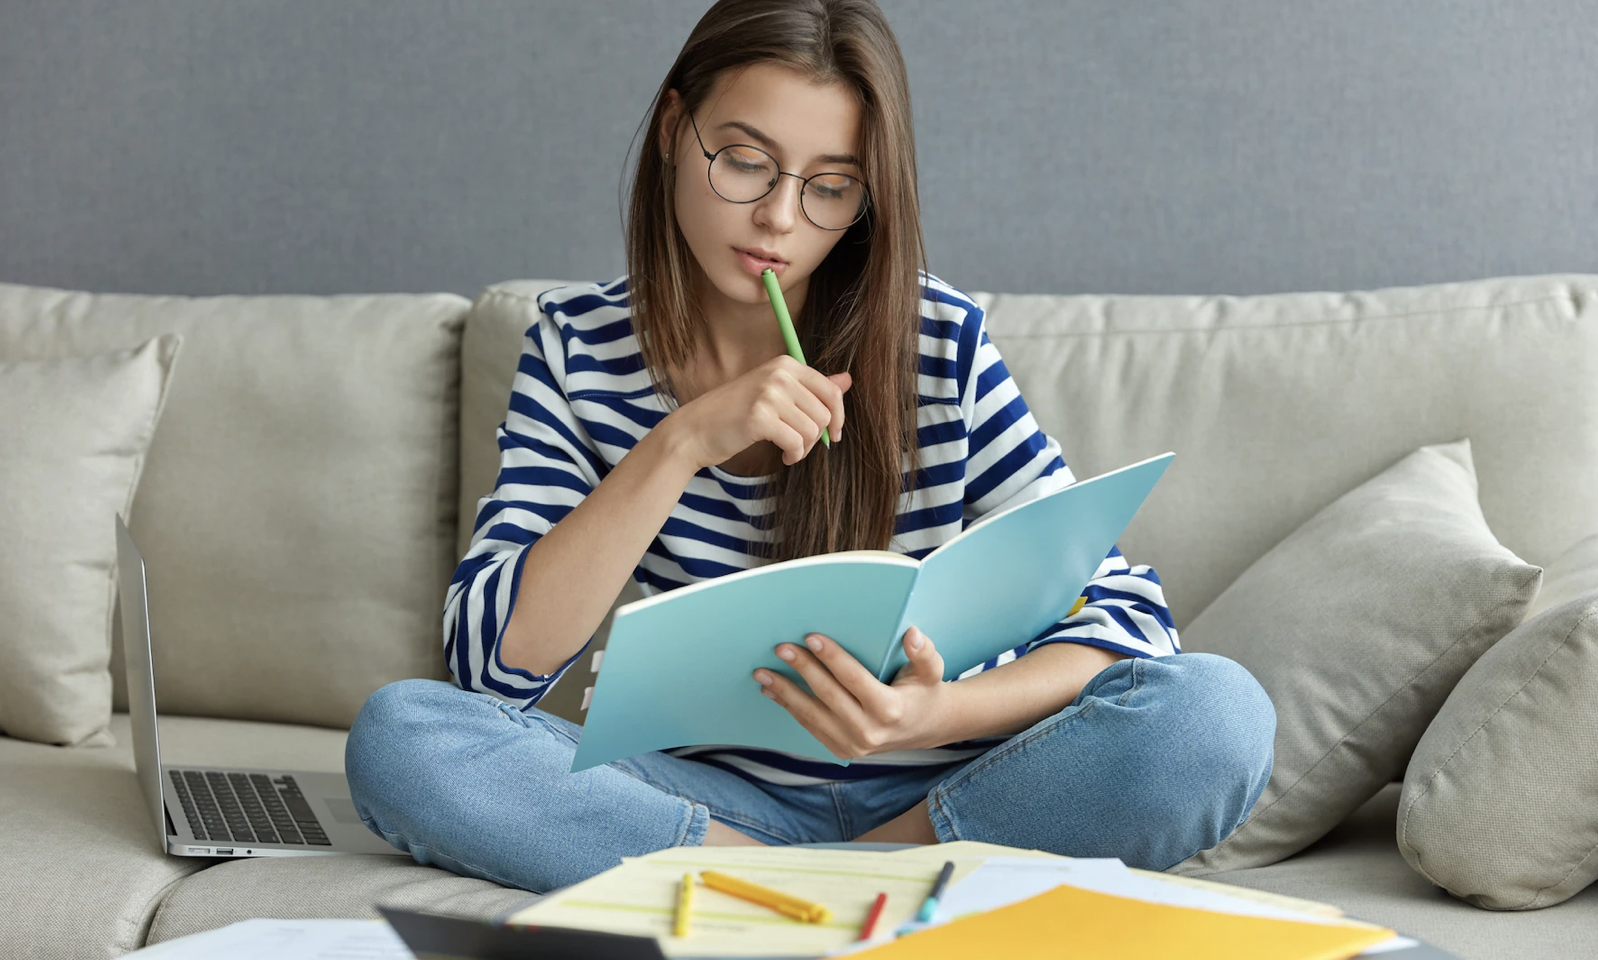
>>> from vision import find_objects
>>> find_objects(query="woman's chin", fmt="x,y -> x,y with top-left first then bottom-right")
707,269 -> 779,306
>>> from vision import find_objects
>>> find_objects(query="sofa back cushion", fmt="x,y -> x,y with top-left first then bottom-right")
458,282 -> 572,565
974,274 -> 1598,624
0,282 -> 469,728
461,275 -> 1598,631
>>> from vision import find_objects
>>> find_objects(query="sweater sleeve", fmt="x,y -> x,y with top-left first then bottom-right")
442,306 -> 610,710
955,300 -> 1180,665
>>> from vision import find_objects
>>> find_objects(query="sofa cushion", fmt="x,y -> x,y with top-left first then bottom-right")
0,711 -> 401,957
457,281 -> 569,565
1209,785 -> 1598,960
144,855 -> 536,946
973,274 -> 1598,626
0,714 -> 205,959
0,336 -> 181,746
454,281 -> 625,724
1398,587 -> 1598,909
1170,440 -> 1541,875
0,282 -> 470,728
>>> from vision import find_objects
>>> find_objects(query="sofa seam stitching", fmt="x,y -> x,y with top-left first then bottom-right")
986,292 -> 1582,340
474,288 -> 1586,337
479,286 -> 549,307
1530,833 -> 1598,909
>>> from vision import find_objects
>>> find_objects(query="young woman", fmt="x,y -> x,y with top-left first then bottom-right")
346,0 -> 1275,894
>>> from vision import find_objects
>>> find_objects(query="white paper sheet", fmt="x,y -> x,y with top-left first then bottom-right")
929,857 -> 1132,923
122,918 -> 412,959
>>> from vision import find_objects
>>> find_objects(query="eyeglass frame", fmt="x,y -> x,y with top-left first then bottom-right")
685,110 -> 871,232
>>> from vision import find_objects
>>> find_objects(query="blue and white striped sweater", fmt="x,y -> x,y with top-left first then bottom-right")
445,272 -> 1179,785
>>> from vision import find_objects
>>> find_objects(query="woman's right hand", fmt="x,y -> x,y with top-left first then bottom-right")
664,355 -> 850,470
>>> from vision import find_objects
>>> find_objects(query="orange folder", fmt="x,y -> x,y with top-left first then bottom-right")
852,882 -> 1393,960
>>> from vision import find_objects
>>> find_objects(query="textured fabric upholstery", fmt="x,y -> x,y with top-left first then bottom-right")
1172,440 -> 1541,874
971,275 -> 1598,625
9,274 -> 1595,957
0,281 -> 470,729
457,281 -> 569,565
0,715 -> 203,959
0,336 -> 181,746
0,713 -> 438,958
143,856 -> 536,946
1210,786 -> 1598,960
1399,590 -> 1598,909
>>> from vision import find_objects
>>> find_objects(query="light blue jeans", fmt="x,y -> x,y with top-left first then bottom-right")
345,652 -> 1274,893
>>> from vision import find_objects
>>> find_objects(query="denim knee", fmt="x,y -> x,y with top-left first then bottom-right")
1172,652 -> 1274,776
1151,653 -> 1276,841
344,678 -> 458,819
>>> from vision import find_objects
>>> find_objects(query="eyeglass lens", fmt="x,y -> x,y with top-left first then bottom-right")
708,145 -> 867,231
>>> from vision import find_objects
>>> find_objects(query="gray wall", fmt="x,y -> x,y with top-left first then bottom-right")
2,1 -> 1593,298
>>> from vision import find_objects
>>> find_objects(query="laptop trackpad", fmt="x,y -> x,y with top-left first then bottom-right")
321,796 -> 366,826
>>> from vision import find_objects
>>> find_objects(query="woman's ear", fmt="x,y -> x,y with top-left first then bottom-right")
658,89 -> 683,164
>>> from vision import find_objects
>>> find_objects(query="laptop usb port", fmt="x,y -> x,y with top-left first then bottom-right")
214,848 -> 234,855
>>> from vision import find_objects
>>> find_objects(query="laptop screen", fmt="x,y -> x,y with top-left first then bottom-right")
115,513 -> 170,851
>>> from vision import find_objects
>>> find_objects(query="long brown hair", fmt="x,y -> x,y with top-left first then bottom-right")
625,0 -> 926,562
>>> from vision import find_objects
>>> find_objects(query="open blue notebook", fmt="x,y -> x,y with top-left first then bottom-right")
569,451 -> 1174,772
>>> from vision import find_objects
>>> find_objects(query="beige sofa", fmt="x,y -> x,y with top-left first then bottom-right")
2,275 -> 1594,959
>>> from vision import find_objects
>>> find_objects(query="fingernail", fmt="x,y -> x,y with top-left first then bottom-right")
754,670 -> 772,685
777,646 -> 796,662
907,628 -> 924,651
762,688 -> 776,700
805,635 -> 824,653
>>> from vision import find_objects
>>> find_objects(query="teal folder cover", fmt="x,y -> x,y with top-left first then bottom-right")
569,452 -> 1174,772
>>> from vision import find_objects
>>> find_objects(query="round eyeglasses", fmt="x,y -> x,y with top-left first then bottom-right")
688,112 -> 870,232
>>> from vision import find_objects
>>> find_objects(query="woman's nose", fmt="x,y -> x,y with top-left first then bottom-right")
753,175 -> 803,232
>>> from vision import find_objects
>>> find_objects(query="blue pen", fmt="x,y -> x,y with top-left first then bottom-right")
915,860 -> 956,923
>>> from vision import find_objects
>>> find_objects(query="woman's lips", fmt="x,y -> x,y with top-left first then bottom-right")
735,248 -> 787,276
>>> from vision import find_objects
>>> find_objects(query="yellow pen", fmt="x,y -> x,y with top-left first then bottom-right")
760,267 -> 830,449
673,872 -> 694,937
701,869 -> 833,924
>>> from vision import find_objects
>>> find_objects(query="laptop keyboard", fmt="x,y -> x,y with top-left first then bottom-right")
168,770 -> 331,846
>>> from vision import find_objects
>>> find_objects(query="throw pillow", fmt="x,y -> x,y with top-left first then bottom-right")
1398,590 -> 1598,908
0,335 -> 183,745
1169,439 -> 1542,875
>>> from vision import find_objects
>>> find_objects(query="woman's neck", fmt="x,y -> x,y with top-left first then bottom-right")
693,273 -> 808,384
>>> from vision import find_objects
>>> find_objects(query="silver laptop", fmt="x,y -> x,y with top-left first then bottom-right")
116,513 -> 407,859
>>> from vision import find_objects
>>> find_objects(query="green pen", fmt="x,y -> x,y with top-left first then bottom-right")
760,267 -> 831,448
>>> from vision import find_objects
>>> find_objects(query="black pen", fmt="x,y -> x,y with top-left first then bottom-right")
915,860 -> 956,922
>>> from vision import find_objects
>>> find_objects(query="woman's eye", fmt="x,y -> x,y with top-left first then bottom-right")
809,176 -> 853,199
719,148 -> 771,172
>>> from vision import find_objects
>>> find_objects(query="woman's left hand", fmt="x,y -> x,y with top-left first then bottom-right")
753,626 -> 953,759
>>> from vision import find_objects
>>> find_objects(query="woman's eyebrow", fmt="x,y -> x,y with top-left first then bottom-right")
716,120 -> 860,167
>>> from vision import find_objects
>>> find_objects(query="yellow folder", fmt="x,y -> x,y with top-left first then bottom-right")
851,881 -> 1393,960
